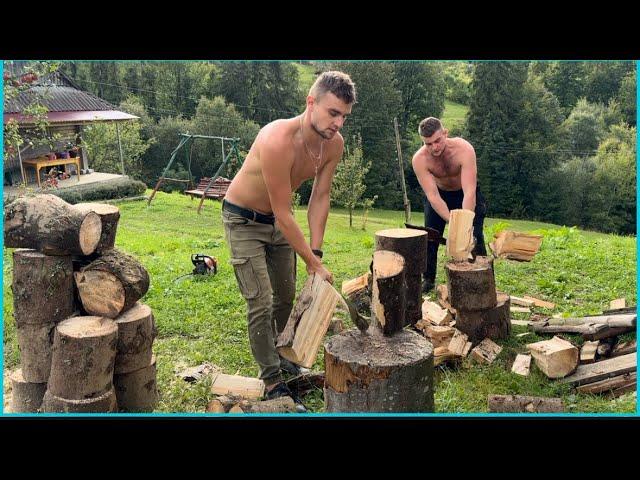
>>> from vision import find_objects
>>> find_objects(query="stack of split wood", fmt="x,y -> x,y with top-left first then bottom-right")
4,194 -> 157,413
489,230 -> 543,261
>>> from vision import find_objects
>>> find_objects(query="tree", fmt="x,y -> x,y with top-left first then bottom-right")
616,70 -> 636,127
331,137 -> 370,227
583,61 -> 635,106
559,98 -> 608,155
535,61 -> 585,116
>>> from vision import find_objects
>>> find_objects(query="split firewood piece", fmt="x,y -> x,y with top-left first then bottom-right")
446,209 -> 475,261
455,292 -> 510,344
562,353 -> 636,387
341,272 -> 370,297
375,228 -> 427,325
206,398 -> 227,413
15,322 -> 56,383
4,193 -> 102,256
510,296 -> 535,307
611,340 -> 636,358
526,336 -> 579,379
470,338 -> 502,364
75,248 -> 150,319
447,329 -> 469,356
434,346 -> 460,366
276,273 -> 342,368
12,249 -> 74,326
113,355 -> 159,412
421,300 -> 453,326
488,394 -> 563,413
8,369 -> 47,413
580,341 -> 599,364
210,373 -> 265,400
370,250 -> 406,335
47,316 -> 118,400
511,354 -> 531,376
72,203 -> 121,253
576,372 -> 636,395
609,298 -> 626,310
445,256 -> 497,311
113,302 -> 157,374
511,306 -> 531,313
523,295 -> 555,309
421,325 -> 455,348
41,387 -> 117,413
436,284 -> 457,315
489,231 -> 543,262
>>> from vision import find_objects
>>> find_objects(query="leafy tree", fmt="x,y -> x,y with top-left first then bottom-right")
583,61 -> 635,106
331,137 -> 370,227
616,70 -> 636,126
559,98 -> 608,154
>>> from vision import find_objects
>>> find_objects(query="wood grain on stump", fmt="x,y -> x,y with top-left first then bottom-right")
114,302 -> 157,374
113,355 -> 158,412
12,249 -> 74,326
324,329 -> 434,412
9,369 -> 47,413
371,250 -> 406,335
455,292 -> 511,344
75,248 -> 150,318
73,203 -> 120,253
375,228 -> 428,326
41,387 -> 117,413
16,322 -> 56,383
445,256 -> 497,311
48,316 -> 118,399
4,194 -> 102,255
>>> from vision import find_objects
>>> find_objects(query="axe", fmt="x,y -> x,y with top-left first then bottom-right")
404,223 -> 447,245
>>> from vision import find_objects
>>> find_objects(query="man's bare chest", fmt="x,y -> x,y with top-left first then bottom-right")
428,157 -> 461,179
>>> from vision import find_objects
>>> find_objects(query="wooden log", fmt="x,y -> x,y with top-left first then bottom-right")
489,231 -> 543,261
41,387 -> 117,413
445,256 -> 497,311
4,193 -> 102,255
511,306 -> 531,313
421,300 -> 453,326
583,326 -> 635,341
47,316 -> 118,399
576,372 -> 636,395
527,336 -> 579,379
324,329 -> 434,412
374,228 -> 428,326
510,296 -> 535,307
455,292 -> 510,344
446,209 -> 475,261
511,354 -> 531,376
544,314 -> 636,327
561,353 -> 636,387
611,340 -> 636,358
488,395 -> 564,413
74,248 -> 150,319
11,249 -> 74,326
470,338 -> 502,364
341,272 -> 370,297
210,373 -> 265,400
580,341 -> 599,364
370,250 -> 406,335
16,322 -> 56,383
206,399 -> 227,413
8,369 -> 47,413
113,355 -> 159,412
236,396 -> 298,413
73,203 -> 121,253
113,302 -> 157,374
523,295 -> 555,309
436,284 -> 457,315
276,273 -> 341,368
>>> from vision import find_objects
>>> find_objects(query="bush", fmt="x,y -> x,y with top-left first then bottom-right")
48,177 -> 147,204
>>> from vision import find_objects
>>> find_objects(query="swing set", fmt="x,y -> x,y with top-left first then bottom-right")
147,133 -> 243,214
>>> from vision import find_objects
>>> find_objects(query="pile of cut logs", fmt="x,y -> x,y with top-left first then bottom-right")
5,194 -> 158,413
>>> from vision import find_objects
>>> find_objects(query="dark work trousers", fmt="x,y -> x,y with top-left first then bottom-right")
423,186 -> 488,287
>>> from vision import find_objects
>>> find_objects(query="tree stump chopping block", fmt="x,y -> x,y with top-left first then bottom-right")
375,228 -> 428,326
9,369 -> 47,413
16,322 -> 56,383
47,316 -> 118,400
41,387 -> 117,413
371,250 -> 406,335
455,292 -> 511,344
75,248 -> 150,318
114,302 -> 157,374
324,329 -> 434,412
12,249 -> 74,326
445,256 -> 497,311
4,194 -> 102,256
73,203 -> 120,253
113,355 -> 159,412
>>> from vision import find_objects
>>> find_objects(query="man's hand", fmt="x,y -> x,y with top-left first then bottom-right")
307,262 -> 333,284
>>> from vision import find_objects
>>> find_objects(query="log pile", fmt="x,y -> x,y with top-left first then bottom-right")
4,194 -> 156,413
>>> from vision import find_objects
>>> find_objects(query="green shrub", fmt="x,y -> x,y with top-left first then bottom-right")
44,177 -> 147,204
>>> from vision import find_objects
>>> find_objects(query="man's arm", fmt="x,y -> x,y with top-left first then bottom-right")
412,151 -> 451,222
460,144 -> 477,212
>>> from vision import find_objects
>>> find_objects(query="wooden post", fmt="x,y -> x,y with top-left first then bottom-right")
115,121 -> 125,176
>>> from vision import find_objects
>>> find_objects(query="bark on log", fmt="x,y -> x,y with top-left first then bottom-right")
12,249 -> 74,326
371,250 -> 406,335
488,394 -> 564,413
48,316 -> 118,399
113,355 -> 159,412
41,387 -> 117,413
75,248 -> 150,318
445,256 -> 497,311
236,396 -> 298,413
375,228 -> 428,326
16,322 -> 56,383
576,372 -> 636,394
114,302 -> 157,374
9,369 -> 47,413
4,194 -> 102,255
324,329 -> 434,412
455,292 -> 511,344
73,203 -> 120,253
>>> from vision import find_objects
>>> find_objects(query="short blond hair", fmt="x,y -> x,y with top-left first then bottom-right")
309,71 -> 357,104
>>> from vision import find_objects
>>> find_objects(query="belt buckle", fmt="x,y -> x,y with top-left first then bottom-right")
252,211 -> 257,222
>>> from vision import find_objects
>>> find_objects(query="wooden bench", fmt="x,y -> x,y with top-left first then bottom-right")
184,177 -> 232,200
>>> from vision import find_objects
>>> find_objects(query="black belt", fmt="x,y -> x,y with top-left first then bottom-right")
222,199 -> 275,225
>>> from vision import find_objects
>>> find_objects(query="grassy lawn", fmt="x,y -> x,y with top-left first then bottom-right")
3,191 -> 636,414
442,100 -> 469,134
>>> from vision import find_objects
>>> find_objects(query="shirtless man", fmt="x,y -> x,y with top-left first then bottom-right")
222,71 -> 356,403
411,117 -> 487,293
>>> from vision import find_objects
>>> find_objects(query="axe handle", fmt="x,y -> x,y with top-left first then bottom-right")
404,223 -> 447,245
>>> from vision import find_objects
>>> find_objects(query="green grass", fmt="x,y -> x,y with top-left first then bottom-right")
293,62 -> 316,96
441,100 -> 469,133
3,192 -> 636,414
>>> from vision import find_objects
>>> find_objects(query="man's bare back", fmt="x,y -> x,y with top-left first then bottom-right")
414,137 -> 473,191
